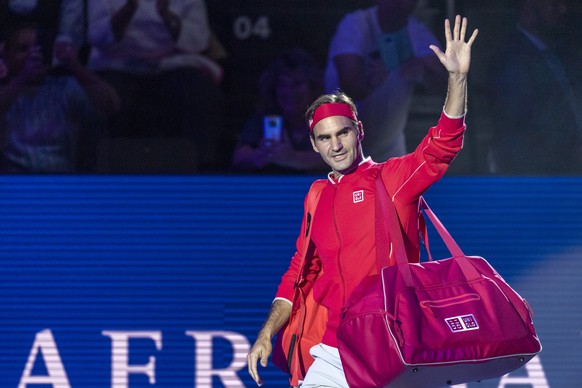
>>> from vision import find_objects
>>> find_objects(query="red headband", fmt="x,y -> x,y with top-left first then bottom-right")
309,103 -> 358,132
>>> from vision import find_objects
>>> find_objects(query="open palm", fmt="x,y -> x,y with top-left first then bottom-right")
430,15 -> 478,75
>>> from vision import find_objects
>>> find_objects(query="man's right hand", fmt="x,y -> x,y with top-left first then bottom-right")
247,334 -> 273,386
247,300 -> 292,386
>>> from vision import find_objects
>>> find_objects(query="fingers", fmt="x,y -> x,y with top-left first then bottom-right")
444,18 -> 452,43
445,16 -> 463,43
247,352 -> 260,384
467,28 -> 479,46
446,15 -> 476,43
247,349 -> 265,386
460,16 -> 467,42
453,15 -> 461,41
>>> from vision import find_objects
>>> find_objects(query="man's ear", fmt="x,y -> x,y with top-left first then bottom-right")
310,135 -> 320,153
357,121 -> 364,141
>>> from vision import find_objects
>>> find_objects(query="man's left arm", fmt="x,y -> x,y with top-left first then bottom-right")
384,16 -> 478,201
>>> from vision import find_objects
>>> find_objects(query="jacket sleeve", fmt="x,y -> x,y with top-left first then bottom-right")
379,112 -> 465,263
383,112 -> 466,204
274,186 -> 323,304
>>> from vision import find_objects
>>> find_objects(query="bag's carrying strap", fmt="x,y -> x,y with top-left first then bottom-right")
296,180 -> 325,287
418,197 -> 482,281
418,197 -> 464,258
287,180 -> 326,380
375,173 -> 414,285
375,173 -> 482,286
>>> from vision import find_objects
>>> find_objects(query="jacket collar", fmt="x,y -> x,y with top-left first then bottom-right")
327,157 -> 373,184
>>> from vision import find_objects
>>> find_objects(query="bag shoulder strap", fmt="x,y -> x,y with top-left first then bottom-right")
374,173 -> 413,284
296,179 -> 326,285
290,180 -> 326,377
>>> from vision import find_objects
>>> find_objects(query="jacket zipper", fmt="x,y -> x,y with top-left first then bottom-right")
332,186 -> 345,307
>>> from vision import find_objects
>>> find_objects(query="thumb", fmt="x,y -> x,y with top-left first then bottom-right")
429,45 -> 447,65
429,45 -> 444,58
260,354 -> 268,367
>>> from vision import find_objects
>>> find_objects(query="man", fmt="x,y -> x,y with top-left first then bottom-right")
247,15 -> 478,387
486,0 -> 582,174
0,0 -> 86,62
0,18 -> 120,173
324,0 -> 447,162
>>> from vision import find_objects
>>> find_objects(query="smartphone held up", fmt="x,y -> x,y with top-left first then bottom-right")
263,115 -> 283,146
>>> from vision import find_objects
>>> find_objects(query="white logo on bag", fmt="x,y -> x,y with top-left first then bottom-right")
353,190 -> 364,203
445,314 -> 479,332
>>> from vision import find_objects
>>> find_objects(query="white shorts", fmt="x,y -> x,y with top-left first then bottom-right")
299,344 -> 349,388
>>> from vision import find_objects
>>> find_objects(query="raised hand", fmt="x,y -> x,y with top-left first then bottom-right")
429,15 -> 478,75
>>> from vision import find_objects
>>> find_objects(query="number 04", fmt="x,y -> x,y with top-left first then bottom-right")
233,16 -> 271,40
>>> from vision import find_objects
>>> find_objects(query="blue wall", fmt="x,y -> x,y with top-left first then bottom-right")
0,175 -> 579,387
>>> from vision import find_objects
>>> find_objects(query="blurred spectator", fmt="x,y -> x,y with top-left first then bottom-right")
231,48 -> 327,174
0,0 -> 85,61
86,0 -> 226,171
486,0 -> 582,174
0,18 -> 120,173
324,0 -> 446,162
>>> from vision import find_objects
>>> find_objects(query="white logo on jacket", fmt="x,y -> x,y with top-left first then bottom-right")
353,190 -> 364,203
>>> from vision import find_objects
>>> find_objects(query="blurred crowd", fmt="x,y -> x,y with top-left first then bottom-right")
0,0 -> 580,175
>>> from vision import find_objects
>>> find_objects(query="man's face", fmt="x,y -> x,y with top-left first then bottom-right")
310,115 -> 364,177
4,27 -> 40,76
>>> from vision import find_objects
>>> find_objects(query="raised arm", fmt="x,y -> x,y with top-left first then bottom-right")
429,15 -> 478,117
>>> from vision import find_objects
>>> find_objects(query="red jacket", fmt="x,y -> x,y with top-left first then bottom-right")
276,112 -> 466,347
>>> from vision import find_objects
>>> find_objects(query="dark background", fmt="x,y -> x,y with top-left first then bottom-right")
207,0 -> 582,175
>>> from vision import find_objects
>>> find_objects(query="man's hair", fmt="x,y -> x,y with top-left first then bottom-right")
305,90 -> 358,125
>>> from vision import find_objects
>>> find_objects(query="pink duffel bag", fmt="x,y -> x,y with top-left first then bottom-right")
336,181 -> 542,387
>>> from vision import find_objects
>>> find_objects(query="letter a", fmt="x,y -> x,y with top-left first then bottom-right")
18,329 -> 71,388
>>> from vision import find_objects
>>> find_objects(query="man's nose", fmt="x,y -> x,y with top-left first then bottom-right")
331,137 -> 343,151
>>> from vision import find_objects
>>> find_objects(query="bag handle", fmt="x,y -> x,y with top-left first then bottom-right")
418,197 -> 464,258
375,173 -> 482,286
418,197 -> 482,281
